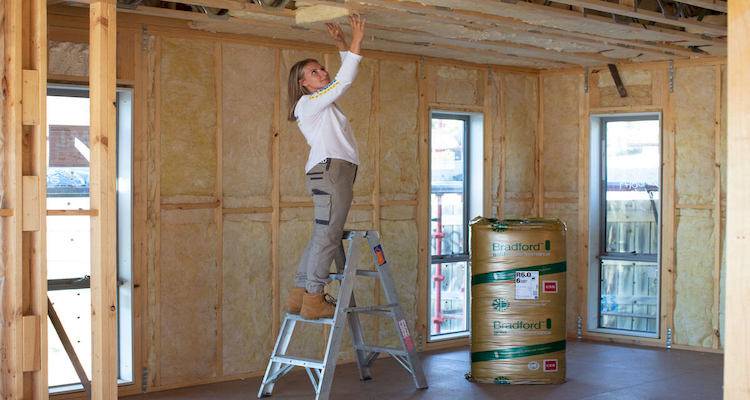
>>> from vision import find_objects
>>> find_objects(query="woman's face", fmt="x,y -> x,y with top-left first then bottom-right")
299,61 -> 330,92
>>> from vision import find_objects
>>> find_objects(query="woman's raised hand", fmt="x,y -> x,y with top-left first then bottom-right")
348,14 -> 366,55
325,23 -> 347,51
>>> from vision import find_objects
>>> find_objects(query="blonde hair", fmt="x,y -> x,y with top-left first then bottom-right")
288,58 -> 317,121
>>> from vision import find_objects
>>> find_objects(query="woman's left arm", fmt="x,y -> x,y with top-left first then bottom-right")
326,23 -> 348,52
296,15 -> 366,117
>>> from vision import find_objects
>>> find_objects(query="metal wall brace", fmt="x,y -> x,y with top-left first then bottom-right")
668,61 -> 675,93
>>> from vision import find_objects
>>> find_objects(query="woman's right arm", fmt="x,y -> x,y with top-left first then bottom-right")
348,14 -> 365,55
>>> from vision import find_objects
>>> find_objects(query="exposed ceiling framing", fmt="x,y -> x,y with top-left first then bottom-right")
673,0 -> 727,13
549,0 -> 725,35
51,0 -> 728,69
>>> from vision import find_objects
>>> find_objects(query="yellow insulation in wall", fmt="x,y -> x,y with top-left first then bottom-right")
159,38 -> 217,199
379,60 -> 419,201
221,43 -> 275,209
221,214 -> 273,375
159,209 -> 218,385
379,206 -> 419,348
497,72 -> 538,218
432,65 -> 482,106
595,68 -> 652,108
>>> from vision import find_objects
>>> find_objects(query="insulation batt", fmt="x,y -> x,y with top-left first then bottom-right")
470,218 -> 567,385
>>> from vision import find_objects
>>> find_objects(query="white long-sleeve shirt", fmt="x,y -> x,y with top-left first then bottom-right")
295,51 -> 362,173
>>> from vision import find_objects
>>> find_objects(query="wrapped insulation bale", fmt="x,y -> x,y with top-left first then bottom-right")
470,217 -> 567,384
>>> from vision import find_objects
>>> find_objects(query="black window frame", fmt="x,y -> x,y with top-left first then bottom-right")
428,112 -> 471,341
595,114 -> 662,335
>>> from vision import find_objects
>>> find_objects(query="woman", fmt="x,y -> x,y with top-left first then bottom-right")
286,15 -> 366,320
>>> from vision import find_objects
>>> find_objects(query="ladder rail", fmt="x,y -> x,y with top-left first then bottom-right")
366,231 -> 429,390
305,367 -> 320,390
265,364 -> 294,385
346,294 -> 374,381
258,316 -> 297,397
314,238 -> 360,400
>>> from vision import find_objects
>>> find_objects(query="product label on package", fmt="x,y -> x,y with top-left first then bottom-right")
515,271 -> 539,300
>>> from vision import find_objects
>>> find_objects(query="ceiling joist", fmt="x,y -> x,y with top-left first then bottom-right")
675,0 -> 727,13
550,0 -> 726,36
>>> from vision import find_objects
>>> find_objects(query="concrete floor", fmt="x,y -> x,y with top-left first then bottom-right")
126,341 -> 723,400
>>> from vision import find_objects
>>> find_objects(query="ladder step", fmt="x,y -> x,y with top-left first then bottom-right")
271,355 -> 325,370
329,270 -> 379,280
346,304 -> 398,316
355,344 -> 408,357
342,230 -> 368,239
329,273 -> 344,281
285,313 -> 334,325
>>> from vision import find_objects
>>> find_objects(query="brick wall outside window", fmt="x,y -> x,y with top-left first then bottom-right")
49,125 -> 89,167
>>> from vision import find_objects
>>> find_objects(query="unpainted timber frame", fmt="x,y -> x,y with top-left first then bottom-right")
89,0 -> 119,398
724,1 -> 750,398
2,0 -> 49,398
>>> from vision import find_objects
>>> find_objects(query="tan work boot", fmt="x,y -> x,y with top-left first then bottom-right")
285,287 -> 306,314
300,292 -> 336,320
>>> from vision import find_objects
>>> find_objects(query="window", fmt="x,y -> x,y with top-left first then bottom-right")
47,85 -> 134,392
428,112 -> 483,341
588,114 -> 661,337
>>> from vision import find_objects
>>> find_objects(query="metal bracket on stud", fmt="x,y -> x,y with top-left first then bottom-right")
584,68 -> 589,94
668,61 -> 675,93
141,26 -> 149,51
576,315 -> 584,340
141,367 -> 148,392
666,327 -> 673,350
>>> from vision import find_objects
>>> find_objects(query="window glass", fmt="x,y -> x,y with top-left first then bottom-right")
47,95 -> 90,210
48,289 -> 92,387
430,261 -> 469,336
604,119 -> 660,256
47,216 -> 91,280
430,118 -> 466,256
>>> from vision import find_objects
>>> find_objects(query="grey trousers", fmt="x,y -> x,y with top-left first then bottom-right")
295,158 -> 357,293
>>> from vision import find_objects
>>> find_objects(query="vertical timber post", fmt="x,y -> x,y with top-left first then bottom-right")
89,1 -> 119,399
2,0 -> 48,398
725,2 -> 750,399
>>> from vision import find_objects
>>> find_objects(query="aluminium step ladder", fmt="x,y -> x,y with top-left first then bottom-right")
258,230 -> 428,399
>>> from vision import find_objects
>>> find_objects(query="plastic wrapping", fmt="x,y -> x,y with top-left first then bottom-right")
470,217 -> 567,384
